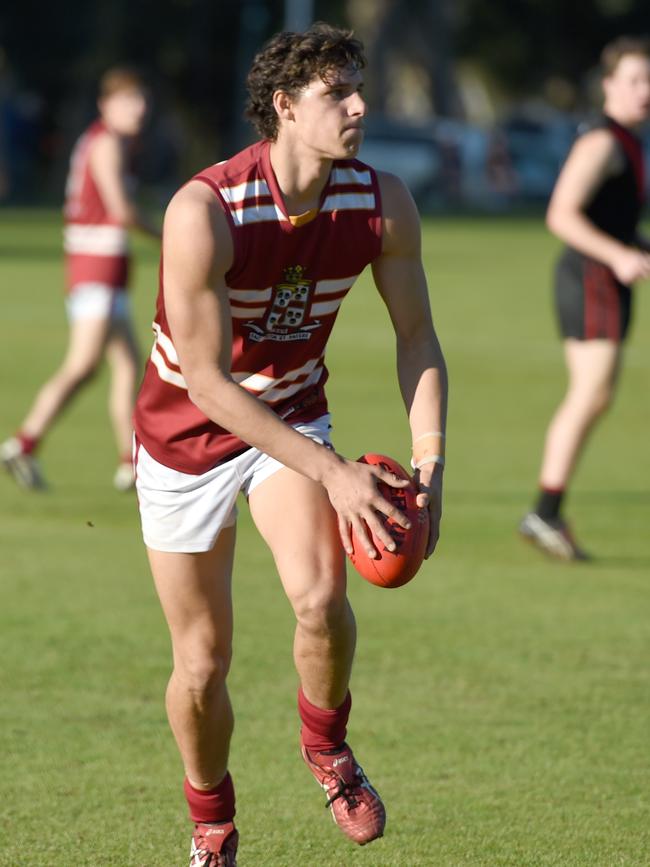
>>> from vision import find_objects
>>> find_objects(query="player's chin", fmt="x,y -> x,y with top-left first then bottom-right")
121,121 -> 143,137
340,131 -> 364,156
630,100 -> 650,119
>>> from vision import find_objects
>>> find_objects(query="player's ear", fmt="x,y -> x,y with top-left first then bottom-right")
273,89 -> 295,124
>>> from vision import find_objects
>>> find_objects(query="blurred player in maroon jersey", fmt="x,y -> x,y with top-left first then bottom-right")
133,23 -> 447,865
1,67 -> 159,491
519,37 -> 650,560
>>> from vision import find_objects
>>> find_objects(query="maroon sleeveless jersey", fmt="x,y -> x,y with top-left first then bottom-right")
134,140 -> 383,473
63,120 -> 129,291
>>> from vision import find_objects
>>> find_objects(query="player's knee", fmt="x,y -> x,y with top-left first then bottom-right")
60,361 -> 100,390
585,383 -> 614,419
593,385 -> 614,416
292,586 -> 348,636
567,381 -> 614,421
174,646 -> 232,697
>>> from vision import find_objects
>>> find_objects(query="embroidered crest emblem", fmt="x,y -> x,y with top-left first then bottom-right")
266,265 -> 311,331
243,265 -> 323,343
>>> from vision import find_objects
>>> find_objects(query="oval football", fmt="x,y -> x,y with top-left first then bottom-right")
348,453 -> 429,588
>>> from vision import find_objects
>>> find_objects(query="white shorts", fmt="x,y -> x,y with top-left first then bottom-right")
66,283 -> 130,322
135,414 -> 333,553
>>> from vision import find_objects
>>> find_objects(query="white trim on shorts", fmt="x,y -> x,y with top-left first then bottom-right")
65,282 -> 130,322
135,414 -> 333,554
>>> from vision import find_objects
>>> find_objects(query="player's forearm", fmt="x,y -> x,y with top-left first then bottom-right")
187,371 -> 342,483
396,332 -> 448,437
546,207 -> 628,267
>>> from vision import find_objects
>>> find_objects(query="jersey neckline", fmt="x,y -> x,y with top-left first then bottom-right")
260,140 -> 333,231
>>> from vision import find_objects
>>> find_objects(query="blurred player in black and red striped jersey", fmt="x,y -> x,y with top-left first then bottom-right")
1,68 -> 159,491
132,22 -> 447,866
520,37 -> 650,560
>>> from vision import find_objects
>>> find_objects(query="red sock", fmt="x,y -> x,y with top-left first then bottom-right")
298,687 -> 352,752
17,432 -> 39,455
184,773 -> 236,824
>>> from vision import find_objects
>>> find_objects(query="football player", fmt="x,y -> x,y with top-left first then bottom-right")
133,23 -> 447,865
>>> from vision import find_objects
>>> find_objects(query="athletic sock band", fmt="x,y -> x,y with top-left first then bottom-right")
184,772 -> 236,824
535,487 -> 565,521
298,687 -> 352,752
17,432 -> 39,455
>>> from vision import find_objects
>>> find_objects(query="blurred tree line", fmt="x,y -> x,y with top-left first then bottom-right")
0,0 -> 647,203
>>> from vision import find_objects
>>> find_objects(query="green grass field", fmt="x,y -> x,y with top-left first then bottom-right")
1,210 -> 649,866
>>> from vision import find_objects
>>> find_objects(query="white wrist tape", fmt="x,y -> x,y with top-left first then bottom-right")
412,431 -> 446,446
410,454 -> 445,470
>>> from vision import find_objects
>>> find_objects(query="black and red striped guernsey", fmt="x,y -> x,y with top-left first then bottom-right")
554,115 -> 646,341
584,115 -> 645,245
134,140 -> 383,473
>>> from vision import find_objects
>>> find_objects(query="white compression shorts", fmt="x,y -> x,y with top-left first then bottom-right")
135,414 -> 333,553
65,283 -> 130,322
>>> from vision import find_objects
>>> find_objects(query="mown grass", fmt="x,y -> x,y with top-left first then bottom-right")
1,210 -> 648,866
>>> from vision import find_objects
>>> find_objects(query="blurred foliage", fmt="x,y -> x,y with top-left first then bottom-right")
455,0 -> 650,98
0,0 -> 648,203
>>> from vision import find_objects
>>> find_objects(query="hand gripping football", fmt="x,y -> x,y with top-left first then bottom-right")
347,453 -> 430,588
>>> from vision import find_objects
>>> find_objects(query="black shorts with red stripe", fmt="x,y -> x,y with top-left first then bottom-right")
554,248 -> 632,342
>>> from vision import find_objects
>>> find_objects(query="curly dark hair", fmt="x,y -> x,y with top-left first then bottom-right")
245,22 -> 366,141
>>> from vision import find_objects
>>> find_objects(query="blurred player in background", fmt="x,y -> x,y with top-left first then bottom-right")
1,67 -> 159,491
520,37 -> 650,560
133,23 -> 447,866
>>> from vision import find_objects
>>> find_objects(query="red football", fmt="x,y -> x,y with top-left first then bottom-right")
347,453 -> 430,588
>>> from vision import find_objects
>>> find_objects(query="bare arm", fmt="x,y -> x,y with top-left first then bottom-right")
162,182 -> 411,557
372,172 -> 448,557
89,132 -> 160,238
546,129 -> 650,283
